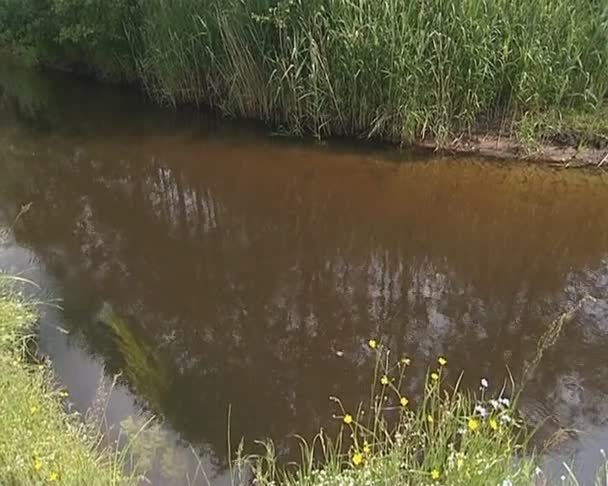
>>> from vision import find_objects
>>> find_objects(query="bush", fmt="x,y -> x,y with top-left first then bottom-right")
0,0 -> 141,79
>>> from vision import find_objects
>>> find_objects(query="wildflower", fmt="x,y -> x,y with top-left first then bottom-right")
49,471 -> 60,482
352,451 -> 363,466
380,375 -> 389,386
474,405 -> 488,417
343,414 -> 353,425
457,427 -> 467,435
400,396 -> 409,407
394,432 -> 403,445
30,405 -> 39,415
33,459 -> 43,471
427,415 -> 434,423
431,469 -> 441,480
502,480 -> 514,486
438,356 -> 447,366
368,339 -> 377,349
363,441 -> 371,454
467,418 -> 480,431
500,414 -> 512,423
489,418 -> 499,431
400,357 -> 411,366
535,467 -> 543,476
560,475 -> 566,481
490,399 -> 499,409
499,397 -> 511,407
480,378 -> 489,388
430,372 -> 439,381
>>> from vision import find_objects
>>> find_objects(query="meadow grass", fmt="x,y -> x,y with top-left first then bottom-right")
239,340 -> 608,486
1,0 -> 607,146
240,343 -> 536,485
0,279 -> 139,485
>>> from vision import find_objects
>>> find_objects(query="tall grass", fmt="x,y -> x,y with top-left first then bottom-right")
238,340 -> 608,486
136,0 -> 608,144
239,343 -> 536,485
0,279 -> 140,485
1,0 -> 607,144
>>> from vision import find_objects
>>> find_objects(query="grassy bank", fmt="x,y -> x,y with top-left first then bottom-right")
245,348 -> 538,486
0,282 -> 136,485
0,0 -> 607,148
244,342 -> 608,486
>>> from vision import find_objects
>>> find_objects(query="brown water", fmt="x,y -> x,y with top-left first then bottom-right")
1,60 -> 608,485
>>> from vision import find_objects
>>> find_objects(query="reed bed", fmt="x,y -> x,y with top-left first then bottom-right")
1,0 -> 607,145
135,0 -> 608,144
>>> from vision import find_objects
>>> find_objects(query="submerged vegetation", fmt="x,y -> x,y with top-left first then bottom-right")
0,0 -> 607,146
0,278 -> 138,485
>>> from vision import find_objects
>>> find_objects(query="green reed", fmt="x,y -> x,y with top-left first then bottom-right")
134,0 -> 608,145
1,0 -> 606,145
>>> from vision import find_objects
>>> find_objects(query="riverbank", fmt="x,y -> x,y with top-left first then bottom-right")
0,285 -> 136,485
1,0 -> 607,164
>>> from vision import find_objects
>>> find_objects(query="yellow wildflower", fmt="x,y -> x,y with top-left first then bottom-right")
468,417 -> 480,431
438,356 -> 447,366
380,375 -> 389,386
400,357 -> 411,366
427,414 -> 434,423
430,372 -> 439,381
33,459 -> 43,471
352,451 -> 364,466
49,471 -> 60,482
343,414 -> 353,425
368,339 -> 377,349
30,405 -> 39,415
400,396 -> 409,407
431,469 -> 441,480
363,441 -> 371,454
489,418 -> 499,431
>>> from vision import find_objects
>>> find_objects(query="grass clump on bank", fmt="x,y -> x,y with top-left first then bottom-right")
0,280 -> 136,485
1,0 -> 607,146
242,343 -> 538,486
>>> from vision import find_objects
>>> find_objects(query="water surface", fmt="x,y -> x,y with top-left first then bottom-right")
1,61 -> 608,484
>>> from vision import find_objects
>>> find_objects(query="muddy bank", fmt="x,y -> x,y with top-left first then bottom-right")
420,134 -> 608,168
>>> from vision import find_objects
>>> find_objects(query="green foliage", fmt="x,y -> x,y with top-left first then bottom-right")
242,345 -> 537,485
136,0 -> 608,144
0,0 -> 141,79
0,284 -> 138,485
1,0 -> 607,142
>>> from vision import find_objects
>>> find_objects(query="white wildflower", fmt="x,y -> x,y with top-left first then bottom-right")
481,378 -> 489,388
474,405 -> 488,417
